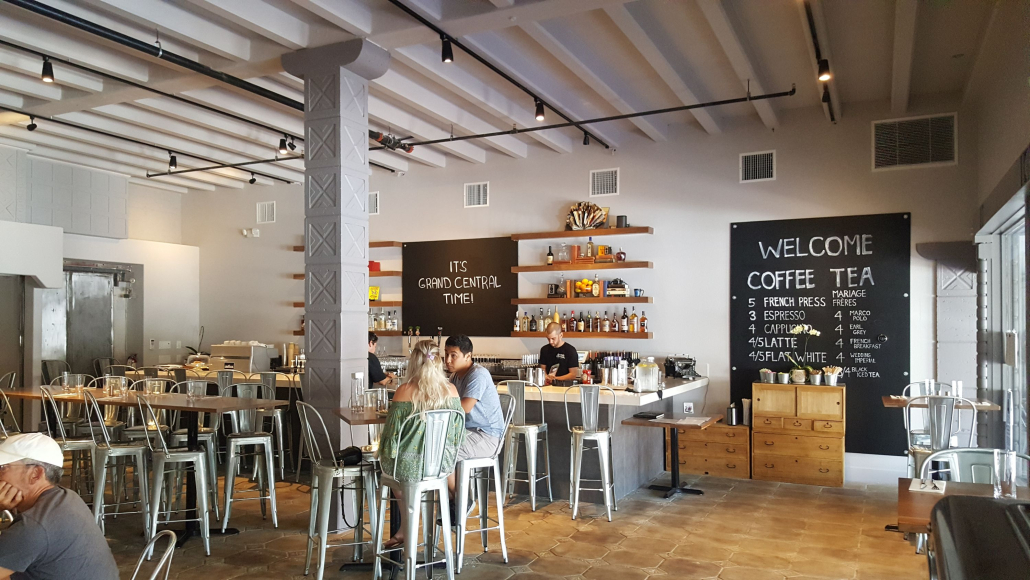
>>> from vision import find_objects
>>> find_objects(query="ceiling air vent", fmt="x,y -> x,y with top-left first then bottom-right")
873,113 -> 956,170
256,201 -> 276,224
740,151 -> 775,183
368,191 -> 379,216
590,168 -> 619,196
464,181 -> 489,208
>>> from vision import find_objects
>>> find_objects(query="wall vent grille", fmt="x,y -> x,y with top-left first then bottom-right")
590,168 -> 620,196
740,151 -> 775,182
873,113 -> 956,170
369,191 -> 379,216
464,182 -> 489,208
256,201 -> 275,224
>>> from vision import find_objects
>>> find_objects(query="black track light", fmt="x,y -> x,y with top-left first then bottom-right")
168,151 -> 177,170
287,135 -> 296,151
249,173 -> 257,185
41,57 -> 54,83
278,135 -> 288,155
535,99 -> 545,122
821,86 -> 831,103
817,59 -> 831,82
441,36 -> 453,63
583,132 -> 590,146
26,116 -> 37,131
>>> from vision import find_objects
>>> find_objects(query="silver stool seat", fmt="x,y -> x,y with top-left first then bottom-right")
221,431 -> 278,531
499,381 -> 552,511
564,385 -> 618,522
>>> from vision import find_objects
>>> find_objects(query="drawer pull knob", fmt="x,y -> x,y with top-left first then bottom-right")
819,468 -> 830,473
726,464 -> 736,469
819,445 -> 830,450
726,448 -> 736,453
793,421 -> 802,426
763,419 -> 773,424
764,441 -> 774,446
726,433 -> 736,437
764,463 -> 775,468
823,423 -> 833,428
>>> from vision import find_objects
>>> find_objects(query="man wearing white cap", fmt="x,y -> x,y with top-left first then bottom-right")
0,433 -> 118,580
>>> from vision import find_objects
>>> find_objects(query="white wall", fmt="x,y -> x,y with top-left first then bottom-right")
0,221 -> 62,287
127,183 -> 183,244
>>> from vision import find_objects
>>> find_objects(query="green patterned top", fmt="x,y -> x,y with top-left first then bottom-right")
377,398 -> 465,482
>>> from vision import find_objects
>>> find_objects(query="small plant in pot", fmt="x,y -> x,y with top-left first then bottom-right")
787,324 -> 821,384
759,368 -> 775,383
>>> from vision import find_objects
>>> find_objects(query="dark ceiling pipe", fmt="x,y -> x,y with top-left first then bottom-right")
3,0 -> 303,112
146,154 -> 395,177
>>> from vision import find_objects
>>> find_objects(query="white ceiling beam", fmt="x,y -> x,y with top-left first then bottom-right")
128,177 -> 188,194
20,144 -> 218,190
0,47 -> 104,93
0,69 -> 63,101
373,69 -> 527,158
521,22 -> 667,142
369,150 -> 408,172
961,0 -> 1001,106
890,0 -> 918,115
697,0 -> 778,129
186,0 -> 311,50
179,87 -> 304,135
461,32 -> 620,148
604,5 -> 720,135
369,96 -> 485,163
132,96 -> 283,149
394,44 -> 573,153
289,0 -> 372,38
0,134 -> 36,150
88,0 -> 252,61
0,90 -> 25,109
246,76 -> 304,103
0,14 -> 150,82
796,0 -> 842,122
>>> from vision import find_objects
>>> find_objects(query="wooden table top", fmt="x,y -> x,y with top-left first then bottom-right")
621,414 -> 724,430
125,370 -> 301,388
896,477 -> 1030,533
881,395 -> 1001,411
334,407 -> 388,426
4,386 -> 288,413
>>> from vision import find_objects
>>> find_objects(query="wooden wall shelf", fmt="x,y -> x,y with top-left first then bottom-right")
513,261 -> 651,273
292,302 -> 305,308
511,227 -> 653,241
511,331 -> 652,339
370,270 -> 402,277
512,297 -> 651,305
292,330 -> 304,336
370,300 -> 403,307
293,241 -> 402,252
292,274 -> 305,280
373,330 -> 402,336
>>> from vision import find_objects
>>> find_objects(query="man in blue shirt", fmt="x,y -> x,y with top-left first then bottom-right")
444,335 -> 505,498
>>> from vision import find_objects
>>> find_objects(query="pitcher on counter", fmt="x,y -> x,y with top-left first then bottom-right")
539,322 -> 580,385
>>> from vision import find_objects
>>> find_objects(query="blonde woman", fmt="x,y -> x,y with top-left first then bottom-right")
376,339 -> 464,549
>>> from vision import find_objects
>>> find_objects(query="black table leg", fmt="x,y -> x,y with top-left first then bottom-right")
649,427 -> 704,499
174,411 -> 240,548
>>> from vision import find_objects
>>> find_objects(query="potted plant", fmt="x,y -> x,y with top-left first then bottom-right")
787,324 -> 821,384
759,368 -> 775,383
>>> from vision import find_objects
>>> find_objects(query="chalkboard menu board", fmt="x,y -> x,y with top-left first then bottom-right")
402,237 -> 518,338
730,213 -> 911,456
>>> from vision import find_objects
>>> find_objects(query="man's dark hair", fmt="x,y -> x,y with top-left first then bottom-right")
445,334 -> 473,355
368,331 -> 378,344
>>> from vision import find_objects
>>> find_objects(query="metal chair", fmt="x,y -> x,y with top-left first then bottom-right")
920,448 -> 1030,483
41,359 -> 70,385
219,382 -> 278,532
905,395 -> 978,478
446,394 -> 514,573
138,394 -> 213,556
130,530 -> 176,580
82,390 -> 150,535
0,374 -> 20,440
298,401 -> 379,580
564,384 -> 618,521
167,380 -> 220,520
257,371 -> 292,480
93,357 -> 119,378
499,380 -> 553,510
79,377 -> 127,437
105,365 -> 138,378
124,378 -> 174,444
40,387 -> 97,500
372,409 -> 465,580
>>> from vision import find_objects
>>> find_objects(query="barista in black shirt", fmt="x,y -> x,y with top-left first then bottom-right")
368,331 -> 394,386
539,322 -> 579,385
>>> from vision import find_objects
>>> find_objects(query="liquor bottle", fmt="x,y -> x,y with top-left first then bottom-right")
513,312 -> 521,332
554,309 -> 560,325
595,312 -> 602,333
546,307 -> 552,325
560,311 -> 567,329
529,313 -> 537,332
611,311 -> 620,333
629,307 -> 638,333
601,311 -> 611,332
586,312 -> 594,332
586,237 -> 594,258
577,310 -> 585,332
592,274 -> 601,297
558,273 -> 566,297
538,308 -> 545,330
521,311 -> 530,331
567,311 -> 576,333
639,311 -> 648,332
620,308 -> 629,332
546,245 -> 553,265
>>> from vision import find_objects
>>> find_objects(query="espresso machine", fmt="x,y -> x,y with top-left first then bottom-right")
664,355 -> 701,379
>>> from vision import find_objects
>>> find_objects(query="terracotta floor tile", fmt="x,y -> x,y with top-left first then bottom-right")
727,550 -> 791,569
790,557 -> 858,578
529,554 -> 592,576
584,563 -> 652,580
550,540 -> 610,560
659,557 -> 724,578
719,565 -> 787,580
602,547 -> 664,569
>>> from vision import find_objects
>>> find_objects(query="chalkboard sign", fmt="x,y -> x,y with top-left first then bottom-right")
730,213 -> 911,456
402,237 -> 518,338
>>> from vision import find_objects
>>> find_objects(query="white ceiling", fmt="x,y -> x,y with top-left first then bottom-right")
0,0 -> 998,191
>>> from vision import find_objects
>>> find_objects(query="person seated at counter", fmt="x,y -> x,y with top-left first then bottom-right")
368,331 -> 395,386
375,340 -> 465,550
540,322 -> 579,385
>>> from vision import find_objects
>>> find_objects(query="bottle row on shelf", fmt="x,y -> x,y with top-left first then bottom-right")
515,307 -> 647,334
369,308 -> 400,332
546,238 -> 627,265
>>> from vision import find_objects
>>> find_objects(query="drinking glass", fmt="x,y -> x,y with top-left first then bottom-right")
186,380 -> 206,402
350,373 -> 366,413
377,389 -> 389,414
61,372 -> 71,391
71,374 -> 85,394
994,449 -> 1018,499
145,378 -> 164,395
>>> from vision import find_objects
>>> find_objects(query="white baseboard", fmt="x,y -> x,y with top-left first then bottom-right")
845,452 -> 908,485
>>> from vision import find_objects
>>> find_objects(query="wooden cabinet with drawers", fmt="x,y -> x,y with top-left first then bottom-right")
666,421 -> 751,479
751,382 -> 845,486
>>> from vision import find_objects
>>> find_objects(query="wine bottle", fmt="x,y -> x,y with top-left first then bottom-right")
577,310 -> 585,332
568,311 -> 576,333
620,308 -> 629,332
546,245 -> 553,265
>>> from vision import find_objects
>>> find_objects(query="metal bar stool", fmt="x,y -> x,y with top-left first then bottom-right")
130,530 -> 177,580
258,371 -> 292,480
219,382 -> 278,532
82,390 -> 150,535
372,409 -> 464,580
564,384 -> 618,521
0,372 -> 21,441
93,357 -> 119,378
123,378 -> 174,444
41,359 -> 71,385
168,380 -> 220,520
40,386 -> 97,501
298,402 -> 379,580
499,380 -> 552,510
43,374 -> 91,437
445,395 -> 514,573
905,395 -> 978,479
138,394 -> 213,555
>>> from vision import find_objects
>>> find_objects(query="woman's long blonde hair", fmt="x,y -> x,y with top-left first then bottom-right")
405,340 -> 452,413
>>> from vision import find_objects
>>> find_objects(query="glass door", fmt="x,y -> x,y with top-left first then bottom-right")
1000,220 -> 1027,453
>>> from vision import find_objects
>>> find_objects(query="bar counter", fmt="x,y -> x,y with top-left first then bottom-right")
496,377 -> 709,502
